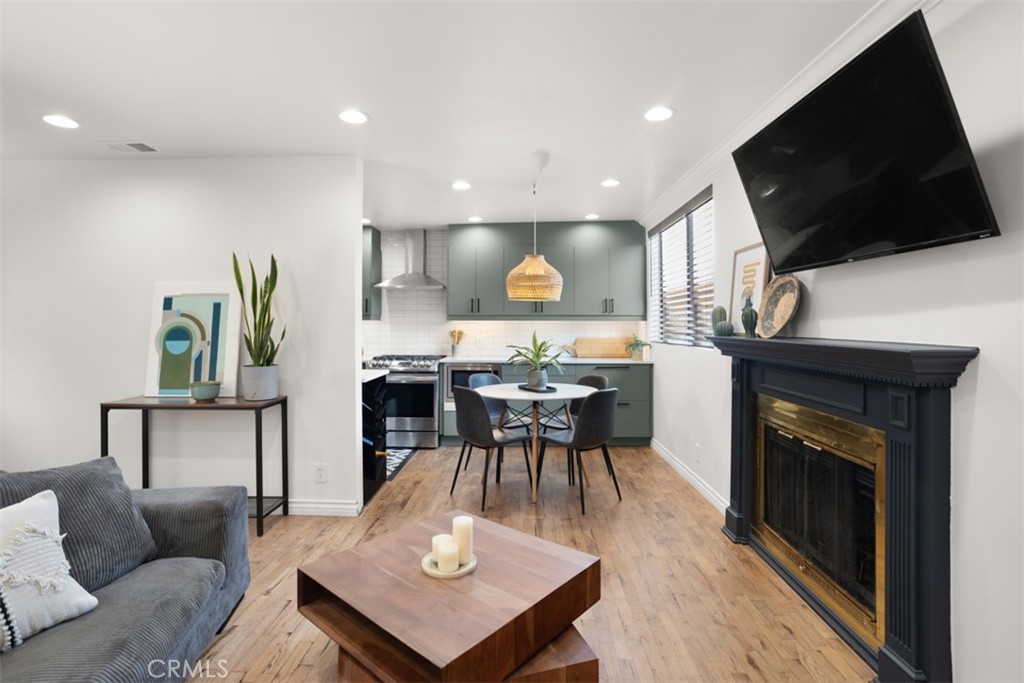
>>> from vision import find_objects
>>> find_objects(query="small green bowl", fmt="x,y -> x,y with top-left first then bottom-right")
189,381 -> 221,402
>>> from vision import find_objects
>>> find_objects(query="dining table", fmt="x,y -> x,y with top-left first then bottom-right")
474,382 -> 596,503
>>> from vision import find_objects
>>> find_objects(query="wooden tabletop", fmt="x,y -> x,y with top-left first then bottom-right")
101,395 -> 287,410
475,382 -> 595,403
297,509 -> 600,681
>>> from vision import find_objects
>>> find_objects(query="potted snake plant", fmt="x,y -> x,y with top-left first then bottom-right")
233,252 -> 287,400
506,332 -> 564,390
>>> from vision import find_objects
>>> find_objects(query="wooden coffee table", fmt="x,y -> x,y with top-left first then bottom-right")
297,510 -> 601,681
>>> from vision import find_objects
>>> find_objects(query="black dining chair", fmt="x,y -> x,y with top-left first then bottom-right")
451,386 -> 533,511
537,373 -> 609,432
468,373 -> 531,430
538,388 -> 621,515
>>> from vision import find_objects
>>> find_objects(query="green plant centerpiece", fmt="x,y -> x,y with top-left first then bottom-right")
506,332 -> 564,391
233,252 -> 287,400
625,334 -> 651,360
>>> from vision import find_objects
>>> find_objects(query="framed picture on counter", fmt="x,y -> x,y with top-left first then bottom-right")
729,242 -> 771,329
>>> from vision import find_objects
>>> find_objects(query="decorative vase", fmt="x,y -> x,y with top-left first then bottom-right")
741,306 -> 758,338
240,365 -> 279,400
630,349 -> 644,361
525,368 -> 548,390
451,344 -> 461,358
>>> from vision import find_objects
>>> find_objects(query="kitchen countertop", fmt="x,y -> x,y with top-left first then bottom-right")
439,356 -> 653,365
361,369 -> 390,382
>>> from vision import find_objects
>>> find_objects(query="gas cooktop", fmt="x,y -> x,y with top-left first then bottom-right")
366,354 -> 445,372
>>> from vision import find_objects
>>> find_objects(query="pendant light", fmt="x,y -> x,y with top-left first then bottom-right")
506,150 -> 563,302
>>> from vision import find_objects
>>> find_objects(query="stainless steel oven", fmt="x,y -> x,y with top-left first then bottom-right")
445,362 -> 504,400
366,355 -> 443,449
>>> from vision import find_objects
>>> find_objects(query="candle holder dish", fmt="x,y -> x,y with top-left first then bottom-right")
421,552 -> 478,579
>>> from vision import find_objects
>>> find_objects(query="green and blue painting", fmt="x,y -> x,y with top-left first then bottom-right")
152,292 -> 230,396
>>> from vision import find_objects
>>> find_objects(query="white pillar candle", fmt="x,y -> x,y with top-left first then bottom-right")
431,534 -> 453,563
437,541 -> 459,573
452,515 -> 473,565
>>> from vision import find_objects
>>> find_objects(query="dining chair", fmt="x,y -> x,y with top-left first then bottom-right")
537,373 -> 609,432
538,388 -> 621,515
451,386 -> 533,511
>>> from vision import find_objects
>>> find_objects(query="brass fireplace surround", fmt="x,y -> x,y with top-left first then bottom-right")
754,394 -> 887,649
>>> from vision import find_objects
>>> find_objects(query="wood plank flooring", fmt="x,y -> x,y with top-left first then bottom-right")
199,446 -> 872,682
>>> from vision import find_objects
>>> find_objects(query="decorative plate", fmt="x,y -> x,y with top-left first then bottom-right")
756,274 -> 801,339
421,552 -> 478,579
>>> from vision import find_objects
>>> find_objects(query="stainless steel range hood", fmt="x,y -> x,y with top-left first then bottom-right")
375,229 -> 446,290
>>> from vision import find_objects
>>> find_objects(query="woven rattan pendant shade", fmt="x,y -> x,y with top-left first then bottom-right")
506,254 -> 563,301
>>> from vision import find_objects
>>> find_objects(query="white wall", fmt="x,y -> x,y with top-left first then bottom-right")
642,2 -> 1023,681
1,156 -> 366,515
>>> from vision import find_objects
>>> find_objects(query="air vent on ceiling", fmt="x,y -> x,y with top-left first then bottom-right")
105,141 -> 160,153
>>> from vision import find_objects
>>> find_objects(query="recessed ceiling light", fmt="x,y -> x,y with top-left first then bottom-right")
362,218 -> 371,225
585,214 -> 600,220
338,109 -> 370,125
600,178 -> 621,188
451,180 -> 471,191
43,114 -> 79,129
467,216 -> 482,223
644,106 -> 675,122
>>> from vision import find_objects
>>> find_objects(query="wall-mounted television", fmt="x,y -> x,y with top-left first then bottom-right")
732,10 -> 1000,275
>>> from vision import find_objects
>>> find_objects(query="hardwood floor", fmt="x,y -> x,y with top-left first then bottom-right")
199,446 -> 872,682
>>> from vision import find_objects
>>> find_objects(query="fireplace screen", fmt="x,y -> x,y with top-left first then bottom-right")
754,394 -> 885,648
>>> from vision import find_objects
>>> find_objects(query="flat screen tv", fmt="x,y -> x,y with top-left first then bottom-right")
732,10 -> 1000,275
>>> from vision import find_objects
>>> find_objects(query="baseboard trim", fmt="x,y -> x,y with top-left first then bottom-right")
285,499 -> 361,517
650,438 -> 729,514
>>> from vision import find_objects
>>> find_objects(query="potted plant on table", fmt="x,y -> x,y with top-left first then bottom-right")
506,332 -> 564,391
625,334 -> 650,361
233,252 -> 287,400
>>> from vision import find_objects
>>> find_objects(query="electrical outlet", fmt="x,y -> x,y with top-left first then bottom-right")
314,463 -> 327,483
694,442 -> 702,465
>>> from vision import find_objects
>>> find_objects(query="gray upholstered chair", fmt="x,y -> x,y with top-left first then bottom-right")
451,386 -> 532,510
538,373 -> 609,431
538,388 -> 621,514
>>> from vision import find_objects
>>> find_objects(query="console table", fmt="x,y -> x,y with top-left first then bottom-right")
100,395 -> 288,537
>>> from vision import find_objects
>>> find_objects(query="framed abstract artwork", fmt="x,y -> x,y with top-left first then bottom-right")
144,283 -> 241,397
729,242 -> 771,329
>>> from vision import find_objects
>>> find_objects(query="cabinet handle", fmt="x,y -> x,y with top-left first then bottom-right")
603,298 -> 608,313
617,402 -> 631,407
610,298 -> 615,313
363,298 -> 368,314
539,302 -> 544,313
594,365 -> 629,369
470,298 -> 475,313
778,430 -> 795,439
803,441 -> 823,451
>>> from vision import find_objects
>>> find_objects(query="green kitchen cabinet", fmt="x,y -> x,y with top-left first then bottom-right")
502,244 -> 575,316
573,242 -> 646,318
447,242 -> 506,317
574,363 -> 652,444
362,226 -> 382,320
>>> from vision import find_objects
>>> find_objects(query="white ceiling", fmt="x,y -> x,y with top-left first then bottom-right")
1,1 -> 874,230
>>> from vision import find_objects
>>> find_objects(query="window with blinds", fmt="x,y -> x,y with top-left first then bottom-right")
649,188 -> 715,347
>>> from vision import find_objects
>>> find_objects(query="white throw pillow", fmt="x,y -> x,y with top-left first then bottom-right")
0,489 -> 98,652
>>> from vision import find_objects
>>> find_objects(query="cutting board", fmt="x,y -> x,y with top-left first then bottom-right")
573,337 -> 631,358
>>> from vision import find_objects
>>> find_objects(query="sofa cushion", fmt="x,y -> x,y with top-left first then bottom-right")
0,490 -> 98,652
0,556 -> 225,683
0,458 -> 156,592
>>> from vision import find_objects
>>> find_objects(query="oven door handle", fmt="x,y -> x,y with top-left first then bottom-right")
386,374 -> 439,384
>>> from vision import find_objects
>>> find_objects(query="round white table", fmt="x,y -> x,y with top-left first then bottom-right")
475,382 -> 596,503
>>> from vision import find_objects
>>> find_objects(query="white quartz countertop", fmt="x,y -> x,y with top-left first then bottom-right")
439,356 -> 653,365
361,369 -> 390,382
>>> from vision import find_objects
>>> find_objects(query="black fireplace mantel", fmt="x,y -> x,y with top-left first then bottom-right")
711,336 -> 978,683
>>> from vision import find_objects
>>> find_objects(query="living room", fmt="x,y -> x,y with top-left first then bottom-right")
2,1 -> 1021,682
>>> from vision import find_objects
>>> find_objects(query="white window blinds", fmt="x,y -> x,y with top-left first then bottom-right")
649,192 -> 715,347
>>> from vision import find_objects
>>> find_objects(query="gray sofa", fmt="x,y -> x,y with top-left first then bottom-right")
0,458 -> 250,682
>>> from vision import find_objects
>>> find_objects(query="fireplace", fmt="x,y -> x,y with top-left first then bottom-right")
711,337 -> 977,683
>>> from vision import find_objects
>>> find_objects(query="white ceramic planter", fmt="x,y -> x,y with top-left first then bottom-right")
525,368 -> 548,390
240,365 -> 279,400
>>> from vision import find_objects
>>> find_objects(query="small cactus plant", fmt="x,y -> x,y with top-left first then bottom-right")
712,305 -> 728,325
713,320 -> 735,337
741,307 -> 758,338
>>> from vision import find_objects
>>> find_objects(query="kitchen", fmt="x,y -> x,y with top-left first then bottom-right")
362,226 -> 653,457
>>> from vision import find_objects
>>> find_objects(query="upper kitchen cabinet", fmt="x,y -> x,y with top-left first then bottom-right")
448,220 -> 645,320
362,226 -> 382,320
447,240 -> 506,317
573,241 -> 646,318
